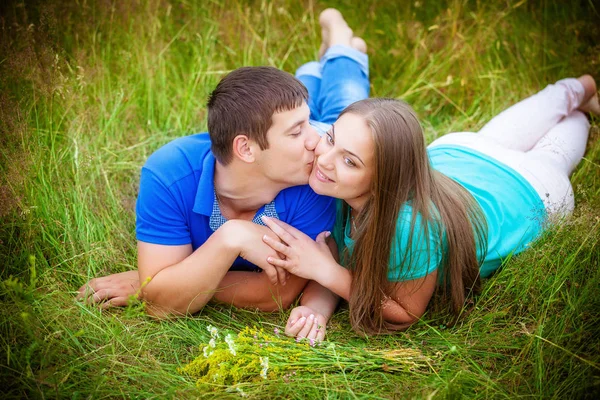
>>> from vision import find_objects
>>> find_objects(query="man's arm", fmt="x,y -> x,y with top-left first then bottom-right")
137,236 -> 227,318
77,221 -> 302,313
138,220 -> 292,317
212,273 -> 308,311
76,258 -> 306,313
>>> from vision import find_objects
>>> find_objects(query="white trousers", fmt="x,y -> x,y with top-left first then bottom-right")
429,78 -> 590,219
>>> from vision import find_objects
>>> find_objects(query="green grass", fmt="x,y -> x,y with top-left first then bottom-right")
1,0 -> 599,398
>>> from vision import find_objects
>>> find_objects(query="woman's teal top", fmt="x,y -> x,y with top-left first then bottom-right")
333,145 -> 546,281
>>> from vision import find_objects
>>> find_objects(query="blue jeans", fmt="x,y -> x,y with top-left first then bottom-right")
296,45 -> 370,135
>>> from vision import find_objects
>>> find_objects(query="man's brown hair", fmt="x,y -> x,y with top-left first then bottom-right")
207,66 -> 308,164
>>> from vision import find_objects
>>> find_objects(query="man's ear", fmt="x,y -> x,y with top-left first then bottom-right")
232,134 -> 256,163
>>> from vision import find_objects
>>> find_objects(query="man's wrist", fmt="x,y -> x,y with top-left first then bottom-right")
218,220 -> 243,255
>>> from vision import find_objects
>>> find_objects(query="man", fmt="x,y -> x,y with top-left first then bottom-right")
77,9 -> 370,318
79,66 -> 335,317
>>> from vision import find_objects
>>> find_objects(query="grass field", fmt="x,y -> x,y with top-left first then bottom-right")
1,0 -> 599,398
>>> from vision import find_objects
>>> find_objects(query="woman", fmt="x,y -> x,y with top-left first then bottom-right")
262,75 -> 599,339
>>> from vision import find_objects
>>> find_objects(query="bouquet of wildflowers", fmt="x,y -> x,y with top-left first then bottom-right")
181,325 -> 428,395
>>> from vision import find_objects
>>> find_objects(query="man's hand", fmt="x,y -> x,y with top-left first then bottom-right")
225,220 -> 289,286
285,305 -> 328,342
76,270 -> 140,308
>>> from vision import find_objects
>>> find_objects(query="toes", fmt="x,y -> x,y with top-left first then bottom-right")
350,37 -> 367,53
581,93 -> 600,116
319,8 -> 345,28
577,75 -> 598,103
318,8 -> 363,53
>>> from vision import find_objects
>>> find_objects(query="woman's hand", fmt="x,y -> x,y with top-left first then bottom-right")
285,305 -> 328,342
222,220 -> 289,286
260,216 -> 336,284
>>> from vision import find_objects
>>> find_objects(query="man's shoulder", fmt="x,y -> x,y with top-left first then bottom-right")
143,132 -> 213,186
277,184 -> 335,216
274,185 -> 336,239
278,184 -> 321,201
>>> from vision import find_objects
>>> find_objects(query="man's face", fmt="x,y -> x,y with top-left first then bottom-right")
255,102 -> 320,187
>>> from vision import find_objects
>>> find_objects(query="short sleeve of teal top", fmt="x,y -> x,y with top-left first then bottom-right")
333,144 -> 547,282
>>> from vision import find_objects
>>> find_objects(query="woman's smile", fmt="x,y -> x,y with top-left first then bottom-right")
313,164 -> 335,182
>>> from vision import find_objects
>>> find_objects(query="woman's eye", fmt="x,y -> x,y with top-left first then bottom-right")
291,130 -> 302,136
326,133 -> 334,144
344,157 -> 356,167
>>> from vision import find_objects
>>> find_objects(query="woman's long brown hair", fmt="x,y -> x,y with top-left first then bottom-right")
339,99 -> 487,335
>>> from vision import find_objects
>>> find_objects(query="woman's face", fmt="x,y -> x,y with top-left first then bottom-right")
308,113 -> 375,211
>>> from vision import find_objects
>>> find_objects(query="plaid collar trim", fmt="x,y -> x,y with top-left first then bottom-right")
208,189 -> 280,231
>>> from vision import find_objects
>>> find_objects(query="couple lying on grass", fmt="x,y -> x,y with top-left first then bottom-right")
78,9 -> 600,339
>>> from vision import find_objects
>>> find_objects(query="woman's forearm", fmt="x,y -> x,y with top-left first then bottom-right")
300,280 -> 339,320
381,273 -> 437,328
317,261 -> 352,301
381,298 -> 418,329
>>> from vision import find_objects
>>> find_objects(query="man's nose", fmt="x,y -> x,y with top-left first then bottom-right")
304,125 -> 320,151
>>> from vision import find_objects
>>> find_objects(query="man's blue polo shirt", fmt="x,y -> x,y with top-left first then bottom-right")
135,133 -> 336,271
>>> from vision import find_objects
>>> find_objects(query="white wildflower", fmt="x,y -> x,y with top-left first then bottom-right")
203,346 -> 212,358
207,325 -> 219,339
225,333 -> 237,356
209,338 -> 216,348
259,356 -> 269,379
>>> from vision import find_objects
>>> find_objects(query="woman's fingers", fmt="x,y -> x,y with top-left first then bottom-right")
285,316 -> 308,336
262,235 -> 290,255
261,216 -> 297,242
285,308 -> 327,343
316,324 -> 326,342
315,231 -> 331,244
263,217 -> 305,238
297,314 -> 315,339
266,256 -> 291,269
307,316 -> 321,340
315,317 -> 326,341
275,266 -> 288,286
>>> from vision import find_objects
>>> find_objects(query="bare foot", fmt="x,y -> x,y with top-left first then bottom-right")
351,37 -> 367,53
319,8 -> 348,32
318,8 -> 353,58
318,27 -> 329,59
578,74 -> 600,115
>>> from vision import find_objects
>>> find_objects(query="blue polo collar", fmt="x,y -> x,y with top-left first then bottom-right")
192,152 -> 284,231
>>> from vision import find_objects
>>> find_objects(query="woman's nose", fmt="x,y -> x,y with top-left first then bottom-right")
316,143 -> 334,169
